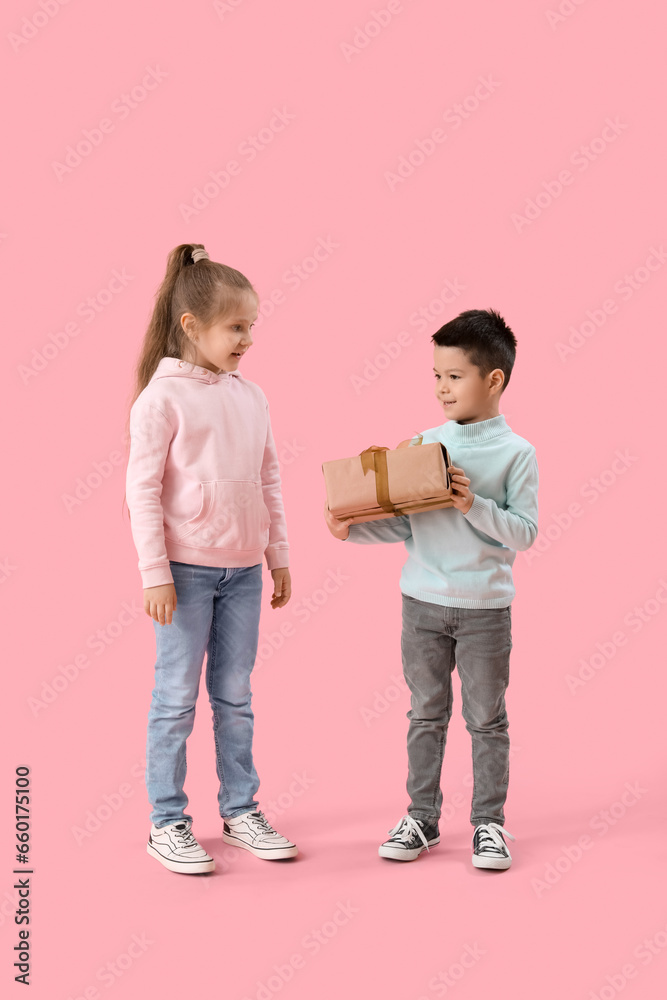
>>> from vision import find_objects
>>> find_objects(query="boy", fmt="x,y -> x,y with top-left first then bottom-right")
324,309 -> 538,870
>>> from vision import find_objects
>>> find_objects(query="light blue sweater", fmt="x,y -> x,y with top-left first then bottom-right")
344,413 -> 539,608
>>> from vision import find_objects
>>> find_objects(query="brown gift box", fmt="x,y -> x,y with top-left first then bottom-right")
322,434 -> 455,525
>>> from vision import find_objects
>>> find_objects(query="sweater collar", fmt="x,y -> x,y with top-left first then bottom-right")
150,356 -> 243,384
442,413 -> 510,445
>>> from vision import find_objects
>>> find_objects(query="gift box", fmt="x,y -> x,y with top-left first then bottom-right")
322,434 -> 455,525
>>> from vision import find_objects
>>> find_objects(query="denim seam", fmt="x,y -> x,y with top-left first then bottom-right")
431,728 -> 446,817
146,629 -> 163,809
471,734 -> 479,824
208,601 -> 229,812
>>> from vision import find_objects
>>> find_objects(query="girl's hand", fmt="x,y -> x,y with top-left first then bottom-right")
144,583 -> 177,625
270,567 -> 292,609
323,500 -> 354,540
447,465 -> 475,513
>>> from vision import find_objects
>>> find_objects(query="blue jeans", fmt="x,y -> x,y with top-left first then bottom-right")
400,593 -> 512,828
146,560 -> 263,828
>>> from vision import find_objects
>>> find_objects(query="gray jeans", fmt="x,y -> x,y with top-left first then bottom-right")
400,593 -> 512,829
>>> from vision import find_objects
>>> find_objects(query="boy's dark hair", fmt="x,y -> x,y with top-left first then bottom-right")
431,308 -> 517,392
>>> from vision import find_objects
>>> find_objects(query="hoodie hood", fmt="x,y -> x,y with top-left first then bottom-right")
149,356 -> 243,385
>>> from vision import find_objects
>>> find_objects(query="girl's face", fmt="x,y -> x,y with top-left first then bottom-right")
183,292 -> 259,374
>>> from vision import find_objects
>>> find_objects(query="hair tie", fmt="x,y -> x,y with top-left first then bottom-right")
191,247 -> 209,263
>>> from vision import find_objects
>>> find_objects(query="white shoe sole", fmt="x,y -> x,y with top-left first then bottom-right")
147,842 -> 215,873
472,854 -> 511,870
222,830 -> 298,859
379,836 -> 440,861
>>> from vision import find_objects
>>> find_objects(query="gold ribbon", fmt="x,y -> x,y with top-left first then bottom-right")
357,433 -> 454,516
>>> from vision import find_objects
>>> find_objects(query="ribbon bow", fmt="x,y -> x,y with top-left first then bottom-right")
358,434 -> 423,515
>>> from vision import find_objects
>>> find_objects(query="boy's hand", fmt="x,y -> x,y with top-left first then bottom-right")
270,567 -> 291,609
144,583 -> 177,626
448,465 -> 475,514
324,501 -> 354,540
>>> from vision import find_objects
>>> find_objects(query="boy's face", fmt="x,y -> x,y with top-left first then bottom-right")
433,345 -> 503,424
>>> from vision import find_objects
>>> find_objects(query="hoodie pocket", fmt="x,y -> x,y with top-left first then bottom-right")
167,480 -> 271,551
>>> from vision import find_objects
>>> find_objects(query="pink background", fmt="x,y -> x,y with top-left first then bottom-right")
2,1 -> 666,997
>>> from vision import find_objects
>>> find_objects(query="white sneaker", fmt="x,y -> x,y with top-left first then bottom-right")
147,820 -> 215,874
222,809 -> 298,859
471,823 -> 516,869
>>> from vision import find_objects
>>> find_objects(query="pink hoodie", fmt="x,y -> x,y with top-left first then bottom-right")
125,356 -> 289,589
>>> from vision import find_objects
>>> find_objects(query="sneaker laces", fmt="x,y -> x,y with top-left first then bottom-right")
245,810 -> 280,838
387,814 -> 430,851
172,822 -> 198,848
473,822 -> 516,854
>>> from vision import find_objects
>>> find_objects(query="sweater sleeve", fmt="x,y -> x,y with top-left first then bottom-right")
462,446 -> 539,551
345,515 -> 413,544
125,400 -> 175,589
261,400 -> 290,571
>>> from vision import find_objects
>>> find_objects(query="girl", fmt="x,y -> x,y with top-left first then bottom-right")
123,243 -> 298,874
